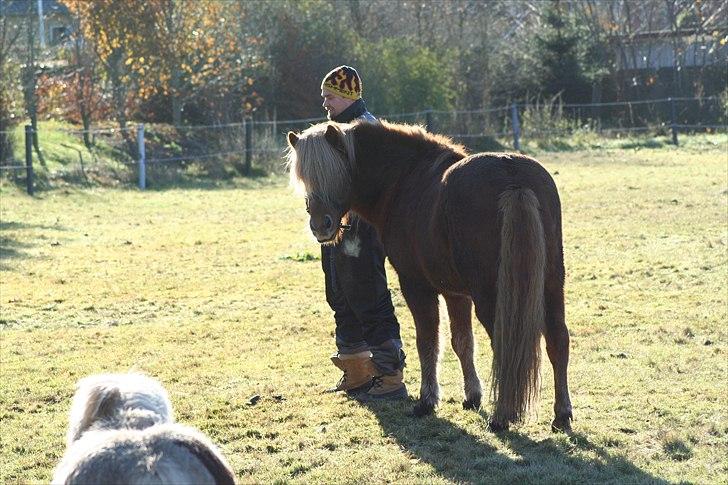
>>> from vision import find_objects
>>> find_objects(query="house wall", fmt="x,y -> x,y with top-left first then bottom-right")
618,37 -> 728,70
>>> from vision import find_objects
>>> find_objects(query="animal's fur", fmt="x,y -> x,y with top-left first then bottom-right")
53,374 -> 235,485
287,120 -> 573,431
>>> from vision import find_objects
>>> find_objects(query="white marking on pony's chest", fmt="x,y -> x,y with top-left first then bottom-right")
342,235 -> 362,257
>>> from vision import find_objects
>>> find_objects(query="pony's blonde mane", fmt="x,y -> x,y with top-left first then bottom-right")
286,119 -> 467,203
286,122 -> 356,204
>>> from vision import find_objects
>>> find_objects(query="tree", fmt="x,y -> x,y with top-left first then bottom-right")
0,3 -> 24,163
143,0 -> 243,125
62,0 -> 105,148
356,38 -> 454,113
535,0 -> 592,104
72,0 -> 157,137
251,0 -> 356,120
20,3 -> 46,167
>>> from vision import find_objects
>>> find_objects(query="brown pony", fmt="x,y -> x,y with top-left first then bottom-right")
286,120 -> 572,432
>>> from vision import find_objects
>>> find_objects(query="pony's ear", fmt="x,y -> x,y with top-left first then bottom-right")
324,124 -> 346,155
287,131 -> 299,148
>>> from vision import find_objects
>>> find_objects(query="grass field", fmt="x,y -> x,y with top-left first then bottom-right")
1,135 -> 727,484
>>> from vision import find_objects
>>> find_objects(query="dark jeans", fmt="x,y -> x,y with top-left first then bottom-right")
322,215 -> 405,374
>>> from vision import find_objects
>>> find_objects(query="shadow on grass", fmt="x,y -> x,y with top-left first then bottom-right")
28,167 -> 281,193
618,139 -> 666,150
536,139 -> 581,152
5,156 -> 281,193
0,221 -> 68,270
142,166 -> 277,192
360,398 -> 672,484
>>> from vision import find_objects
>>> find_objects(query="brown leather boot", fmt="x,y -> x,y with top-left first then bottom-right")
329,351 -> 376,394
361,369 -> 408,400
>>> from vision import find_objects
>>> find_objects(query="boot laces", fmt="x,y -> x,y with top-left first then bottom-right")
370,375 -> 383,389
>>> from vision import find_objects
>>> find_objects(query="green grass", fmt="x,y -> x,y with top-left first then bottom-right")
7,120 -> 130,170
3,120 -> 277,187
4,120 -> 134,189
520,131 -> 727,153
1,136 -> 727,484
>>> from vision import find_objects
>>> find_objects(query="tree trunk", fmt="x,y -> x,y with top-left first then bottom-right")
665,0 -> 683,97
170,49 -> 182,125
106,49 -> 134,155
23,13 -> 46,168
73,9 -> 92,149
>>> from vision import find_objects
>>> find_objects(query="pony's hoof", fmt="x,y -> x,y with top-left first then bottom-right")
487,419 -> 509,433
412,402 -> 435,417
551,414 -> 573,433
462,396 -> 481,410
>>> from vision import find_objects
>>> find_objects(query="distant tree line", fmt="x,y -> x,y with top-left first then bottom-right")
1,0 -> 726,153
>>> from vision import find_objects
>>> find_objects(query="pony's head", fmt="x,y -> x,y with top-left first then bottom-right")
66,373 -> 173,446
286,122 -> 356,243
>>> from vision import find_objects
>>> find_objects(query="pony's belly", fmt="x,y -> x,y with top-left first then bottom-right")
390,250 -> 467,294
384,225 -> 466,294
426,268 -> 468,295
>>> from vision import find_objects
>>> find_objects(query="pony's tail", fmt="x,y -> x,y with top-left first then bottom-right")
491,187 -> 546,426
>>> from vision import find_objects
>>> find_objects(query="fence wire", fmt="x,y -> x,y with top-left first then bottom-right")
1,96 -> 725,191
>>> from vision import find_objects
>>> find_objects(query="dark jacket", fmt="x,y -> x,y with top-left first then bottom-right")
331,98 -> 376,123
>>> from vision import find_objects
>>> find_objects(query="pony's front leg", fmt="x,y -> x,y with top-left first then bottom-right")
399,278 -> 440,417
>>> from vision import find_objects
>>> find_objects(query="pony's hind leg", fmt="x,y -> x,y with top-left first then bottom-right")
399,278 -> 440,417
545,283 -> 573,432
443,294 -> 482,410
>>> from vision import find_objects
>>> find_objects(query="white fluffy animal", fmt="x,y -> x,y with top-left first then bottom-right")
52,373 -> 235,485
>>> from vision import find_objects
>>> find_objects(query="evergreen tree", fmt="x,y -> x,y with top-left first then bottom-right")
535,0 -> 591,104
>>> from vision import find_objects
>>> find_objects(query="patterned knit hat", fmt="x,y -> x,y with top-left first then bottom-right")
321,65 -> 362,100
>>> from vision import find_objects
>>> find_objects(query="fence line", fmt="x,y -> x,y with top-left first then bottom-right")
252,116 -> 327,126
1,95 -> 720,136
549,95 -> 721,109
431,106 -> 510,115
146,150 -> 245,164
169,122 -> 245,131
57,126 -> 137,135
450,131 -> 513,139
2,96 -> 725,191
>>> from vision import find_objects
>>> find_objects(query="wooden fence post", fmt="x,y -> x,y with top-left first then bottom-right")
244,117 -> 252,176
137,123 -> 146,189
24,125 -> 34,196
511,102 -> 521,151
425,109 -> 433,132
670,98 -> 678,146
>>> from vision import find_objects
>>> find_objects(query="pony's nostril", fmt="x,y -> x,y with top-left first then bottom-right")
323,215 -> 333,231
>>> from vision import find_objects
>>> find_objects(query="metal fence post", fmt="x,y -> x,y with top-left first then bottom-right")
511,102 -> 521,151
244,117 -> 252,176
669,98 -> 678,146
24,125 -> 34,196
137,123 -> 146,189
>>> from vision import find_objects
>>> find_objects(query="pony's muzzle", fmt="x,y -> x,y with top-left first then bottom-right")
310,215 -> 338,243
